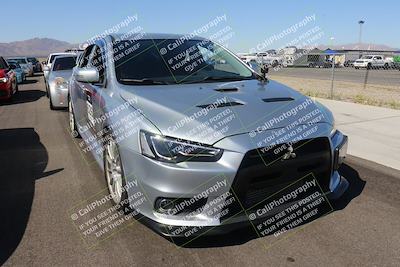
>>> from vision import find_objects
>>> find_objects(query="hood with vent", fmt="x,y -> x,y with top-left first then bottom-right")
119,79 -> 332,145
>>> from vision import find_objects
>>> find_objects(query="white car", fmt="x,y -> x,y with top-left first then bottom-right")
43,52 -> 76,81
354,55 -> 391,69
43,52 -> 76,92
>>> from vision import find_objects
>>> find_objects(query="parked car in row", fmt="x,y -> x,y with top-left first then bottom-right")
46,55 -> 77,109
354,55 -> 391,69
7,57 -> 34,76
308,60 -> 338,68
27,57 -> 42,72
343,60 -> 355,67
0,56 -> 18,101
68,33 -> 348,237
43,52 -> 76,82
7,61 -> 26,84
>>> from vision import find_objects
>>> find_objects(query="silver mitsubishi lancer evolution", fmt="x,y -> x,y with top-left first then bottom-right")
68,33 -> 348,238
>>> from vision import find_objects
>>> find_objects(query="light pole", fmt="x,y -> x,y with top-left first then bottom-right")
358,20 -> 365,45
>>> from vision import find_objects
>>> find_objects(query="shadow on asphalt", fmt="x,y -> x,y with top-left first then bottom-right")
22,78 -> 38,84
173,163 -> 366,248
0,128 -> 63,265
332,163 -> 366,210
0,90 -> 45,106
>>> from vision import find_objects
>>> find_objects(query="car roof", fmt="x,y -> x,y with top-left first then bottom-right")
8,57 -> 27,59
53,55 -> 77,60
49,52 -> 76,57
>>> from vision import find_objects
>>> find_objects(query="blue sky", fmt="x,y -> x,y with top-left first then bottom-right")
2,0 -> 398,52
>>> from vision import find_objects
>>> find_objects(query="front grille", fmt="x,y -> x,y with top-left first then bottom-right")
222,137 -> 331,220
0,90 -> 8,97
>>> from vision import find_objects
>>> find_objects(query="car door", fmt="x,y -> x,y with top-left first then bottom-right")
82,44 -> 107,138
71,45 -> 95,130
373,56 -> 384,67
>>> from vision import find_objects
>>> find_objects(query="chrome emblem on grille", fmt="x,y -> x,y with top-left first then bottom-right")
282,145 -> 296,160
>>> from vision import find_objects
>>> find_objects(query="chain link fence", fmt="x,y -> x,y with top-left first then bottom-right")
256,55 -> 400,109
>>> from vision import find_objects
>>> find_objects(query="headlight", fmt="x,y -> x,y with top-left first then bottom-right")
140,130 -> 223,163
0,77 -> 9,83
55,77 -> 68,89
330,119 -> 337,137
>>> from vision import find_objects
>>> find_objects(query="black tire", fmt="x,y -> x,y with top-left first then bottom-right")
9,80 -> 18,101
45,83 -> 49,98
49,96 -> 56,110
355,67 -> 359,69
384,63 -> 389,70
367,63 -> 372,70
68,98 -> 80,138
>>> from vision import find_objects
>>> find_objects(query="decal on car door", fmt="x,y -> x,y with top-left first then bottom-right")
86,94 -> 95,126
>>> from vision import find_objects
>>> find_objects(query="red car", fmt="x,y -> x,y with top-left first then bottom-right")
0,56 -> 18,101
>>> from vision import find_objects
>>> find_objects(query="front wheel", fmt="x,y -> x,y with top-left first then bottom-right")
384,63 -> 389,70
68,98 -> 80,138
50,96 -> 56,110
104,134 -> 128,206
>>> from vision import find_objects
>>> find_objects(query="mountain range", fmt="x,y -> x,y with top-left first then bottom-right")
0,38 -> 76,58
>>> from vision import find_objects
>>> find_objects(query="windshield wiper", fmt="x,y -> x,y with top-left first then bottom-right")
119,78 -> 171,85
181,76 -> 254,84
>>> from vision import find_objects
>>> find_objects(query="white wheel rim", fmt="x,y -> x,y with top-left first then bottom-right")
105,138 -> 123,204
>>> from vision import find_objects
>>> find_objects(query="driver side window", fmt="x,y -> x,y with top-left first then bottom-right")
88,45 -> 106,84
79,45 -> 94,68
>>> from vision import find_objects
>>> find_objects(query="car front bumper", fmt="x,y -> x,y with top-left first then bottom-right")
136,174 -> 349,238
120,124 -> 349,237
0,82 -> 12,100
49,83 -> 69,107
354,62 -> 368,68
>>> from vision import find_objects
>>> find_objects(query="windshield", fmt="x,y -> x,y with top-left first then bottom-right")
361,56 -> 373,59
27,57 -> 38,63
8,62 -> 21,68
113,39 -> 255,85
50,54 -> 72,64
9,58 -> 27,64
52,57 -> 77,71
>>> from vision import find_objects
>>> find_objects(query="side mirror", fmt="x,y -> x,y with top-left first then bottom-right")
261,65 -> 269,74
43,66 -> 50,72
260,65 -> 269,81
74,67 -> 100,83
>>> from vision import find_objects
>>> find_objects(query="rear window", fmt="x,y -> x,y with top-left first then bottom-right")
52,57 -> 77,71
50,54 -> 72,64
9,58 -> 27,64
27,57 -> 38,63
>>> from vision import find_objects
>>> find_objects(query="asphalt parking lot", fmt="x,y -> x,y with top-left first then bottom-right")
271,67 -> 400,87
1,75 -> 399,266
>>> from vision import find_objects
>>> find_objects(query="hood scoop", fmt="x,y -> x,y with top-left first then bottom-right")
214,88 -> 239,93
262,97 -> 294,103
197,101 -> 244,109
